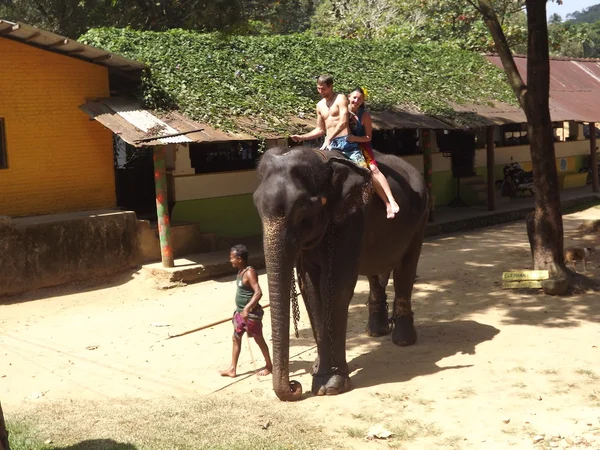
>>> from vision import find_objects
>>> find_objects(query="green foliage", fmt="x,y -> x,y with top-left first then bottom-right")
566,3 -> 600,24
0,0 -> 315,39
310,0 -> 528,53
549,21 -> 600,57
81,28 -> 515,136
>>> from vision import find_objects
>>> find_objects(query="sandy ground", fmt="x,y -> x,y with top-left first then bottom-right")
3,207 -> 600,449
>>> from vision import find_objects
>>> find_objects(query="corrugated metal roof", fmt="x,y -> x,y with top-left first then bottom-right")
80,98 -> 256,147
370,108 -> 451,130
0,19 -> 145,74
486,55 -> 600,123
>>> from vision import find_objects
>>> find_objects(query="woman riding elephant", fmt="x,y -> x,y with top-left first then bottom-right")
253,143 -> 429,401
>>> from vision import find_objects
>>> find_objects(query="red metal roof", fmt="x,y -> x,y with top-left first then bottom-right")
486,55 -> 600,123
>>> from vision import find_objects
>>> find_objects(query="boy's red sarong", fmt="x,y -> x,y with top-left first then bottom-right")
232,307 -> 263,338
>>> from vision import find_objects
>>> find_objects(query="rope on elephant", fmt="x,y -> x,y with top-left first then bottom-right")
206,344 -> 318,396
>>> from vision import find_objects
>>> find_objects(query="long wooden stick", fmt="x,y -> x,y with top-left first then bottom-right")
246,337 -> 261,382
165,304 -> 270,340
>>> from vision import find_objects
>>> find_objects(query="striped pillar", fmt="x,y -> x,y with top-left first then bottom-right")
153,145 -> 174,267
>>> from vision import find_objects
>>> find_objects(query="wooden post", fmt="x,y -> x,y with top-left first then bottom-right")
486,126 -> 496,211
153,145 -> 174,268
422,129 -> 434,222
590,123 -> 599,193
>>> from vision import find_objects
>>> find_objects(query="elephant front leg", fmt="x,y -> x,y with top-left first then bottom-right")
311,295 -> 353,396
311,247 -> 360,396
366,273 -> 391,337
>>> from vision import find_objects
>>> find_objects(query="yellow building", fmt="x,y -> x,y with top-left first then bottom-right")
0,20 -> 145,217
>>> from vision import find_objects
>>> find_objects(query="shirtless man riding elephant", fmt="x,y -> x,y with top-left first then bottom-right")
291,75 -> 400,219
291,74 -> 368,169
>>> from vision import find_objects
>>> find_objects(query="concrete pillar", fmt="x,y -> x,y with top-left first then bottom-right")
486,126 -> 496,211
153,145 -> 174,267
591,124 -> 599,193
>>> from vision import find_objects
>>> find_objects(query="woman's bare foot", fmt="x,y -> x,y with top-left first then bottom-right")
385,202 -> 397,219
386,199 -> 400,219
219,368 -> 236,378
256,366 -> 272,376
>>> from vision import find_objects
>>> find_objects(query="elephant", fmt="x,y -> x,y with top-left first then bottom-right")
253,145 -> 429,401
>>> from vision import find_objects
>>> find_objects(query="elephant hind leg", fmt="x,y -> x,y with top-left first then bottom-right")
366,273 -> 391,337
391,225 -> 426,346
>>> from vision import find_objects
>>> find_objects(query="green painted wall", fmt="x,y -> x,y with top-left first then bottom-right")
431,171 -> 456,205
171,154 -> 591,238
172,194 -> 262,237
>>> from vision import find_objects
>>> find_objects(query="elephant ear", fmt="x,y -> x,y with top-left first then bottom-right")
327,156 -> 373,224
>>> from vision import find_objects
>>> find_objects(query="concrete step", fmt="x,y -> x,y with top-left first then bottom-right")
137,220 -> 220,264
459,176 -> 486,186
141,241 -> 265,286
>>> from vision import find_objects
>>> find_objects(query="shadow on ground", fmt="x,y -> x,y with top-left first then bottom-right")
52,440 -> 137,450
284,211 -> 600,393
0,268 -> 142,306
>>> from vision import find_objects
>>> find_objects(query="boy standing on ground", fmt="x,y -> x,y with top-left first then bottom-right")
219,244 -> 272,378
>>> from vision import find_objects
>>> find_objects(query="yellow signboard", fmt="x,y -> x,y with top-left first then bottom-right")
502,280 -> 543,289
502,270 -> 549,281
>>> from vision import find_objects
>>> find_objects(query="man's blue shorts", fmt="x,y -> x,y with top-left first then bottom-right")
329,136 -> 368,168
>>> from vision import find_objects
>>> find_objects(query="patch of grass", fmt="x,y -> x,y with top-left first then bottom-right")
387,419 -> 441,442
575,369 -> 598,380
350,412 -> 379,423
540,369 -> 559,375
344,427 -> 364,438
413,397 -> 434,407
451,388 -> 475,399
509,366 -> 527,373
437,436 -> 463,449
372,392 -> 407,403
512,382 -> 527,389
8,395 -> 340,450
7,420 -> 51,450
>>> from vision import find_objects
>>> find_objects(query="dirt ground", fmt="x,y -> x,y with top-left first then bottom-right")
3,207 -> 600,449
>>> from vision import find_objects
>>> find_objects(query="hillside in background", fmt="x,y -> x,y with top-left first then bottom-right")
566,3 -> 600,23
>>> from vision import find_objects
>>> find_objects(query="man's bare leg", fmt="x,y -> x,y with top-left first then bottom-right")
253,334 -> 273,376
219,334 -> 242,377
371,167 -> 400,219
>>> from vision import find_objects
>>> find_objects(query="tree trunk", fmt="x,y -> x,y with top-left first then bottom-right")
0,402 -> 10,450
522,0 -> 565,275
477,0 -> 567,276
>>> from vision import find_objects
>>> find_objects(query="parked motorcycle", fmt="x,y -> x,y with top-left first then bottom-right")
578,149 -> 600,185
497,158 -> 534,197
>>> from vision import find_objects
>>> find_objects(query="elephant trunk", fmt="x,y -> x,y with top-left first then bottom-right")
263,218 -> 303,401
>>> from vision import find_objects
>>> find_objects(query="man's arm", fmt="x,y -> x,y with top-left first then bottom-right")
291,106 -> 326,142
241,268 -> 262,319
327,94 -> 350,140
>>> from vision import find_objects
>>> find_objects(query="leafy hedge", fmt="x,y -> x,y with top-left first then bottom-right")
80,28 -> 515,136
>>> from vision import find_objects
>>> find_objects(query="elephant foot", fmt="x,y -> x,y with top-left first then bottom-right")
366,301 -> 389,337
312,372 -> 351,396
392,313 -> 417,347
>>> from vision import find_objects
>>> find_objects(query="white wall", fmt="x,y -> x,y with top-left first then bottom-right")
172,137 -> 595,202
